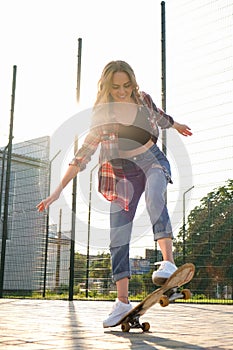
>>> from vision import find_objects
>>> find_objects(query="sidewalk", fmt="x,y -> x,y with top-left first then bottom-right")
0,299 -> 232,349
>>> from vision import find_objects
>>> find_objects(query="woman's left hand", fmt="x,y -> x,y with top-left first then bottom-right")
173,122 -> 192,136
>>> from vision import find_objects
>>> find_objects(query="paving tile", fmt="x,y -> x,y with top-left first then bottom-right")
0,299 -> 232,349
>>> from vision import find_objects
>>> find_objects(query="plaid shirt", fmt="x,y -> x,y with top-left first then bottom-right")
70,91 -> 174,211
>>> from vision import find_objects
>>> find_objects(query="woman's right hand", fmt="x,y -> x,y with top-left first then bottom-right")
37,165 -> 79,212
36,184 -> 62,212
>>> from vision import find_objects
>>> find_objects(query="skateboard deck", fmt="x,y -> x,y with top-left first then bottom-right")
114,262 -> 195,332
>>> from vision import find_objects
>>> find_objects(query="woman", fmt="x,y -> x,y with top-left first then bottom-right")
37,60 -> 192,328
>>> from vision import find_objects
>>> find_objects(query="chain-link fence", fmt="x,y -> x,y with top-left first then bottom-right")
0,136 -> 232,303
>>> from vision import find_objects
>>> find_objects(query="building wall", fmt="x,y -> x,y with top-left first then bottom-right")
0,136 -> 50,291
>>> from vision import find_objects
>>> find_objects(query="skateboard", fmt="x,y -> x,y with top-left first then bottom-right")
113,263 -> 195,332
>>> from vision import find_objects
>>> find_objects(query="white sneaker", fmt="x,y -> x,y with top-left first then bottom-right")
152,261 -> 177,285
103,299 -> 132,328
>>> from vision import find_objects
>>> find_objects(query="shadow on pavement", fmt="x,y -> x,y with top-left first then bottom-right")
105,330 -> 226,350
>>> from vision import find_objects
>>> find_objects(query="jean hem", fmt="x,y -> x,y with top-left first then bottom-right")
112,271 -> 131,283
154,231 -> 173,241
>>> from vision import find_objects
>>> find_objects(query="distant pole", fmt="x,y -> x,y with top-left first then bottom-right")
85,164 -> 98,298
42,149 -> 61,298
207,195 -> 214,263
0,65 -> 17,298
182,186 -> 194,264
76,38 -> 82,103
161,1 -> 166,156
55,208 -> 62,291
69,135 -> 78,301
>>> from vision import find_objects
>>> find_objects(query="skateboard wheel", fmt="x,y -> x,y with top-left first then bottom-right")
121,322 -> 130,332
142,322 -> 150,332
159,295 -> 169,307
181,289 -> 192,300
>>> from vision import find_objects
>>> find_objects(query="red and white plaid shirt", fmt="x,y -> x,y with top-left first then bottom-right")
69,91 -> 174,211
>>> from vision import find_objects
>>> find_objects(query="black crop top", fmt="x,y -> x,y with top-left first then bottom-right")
118,107 -> 153,151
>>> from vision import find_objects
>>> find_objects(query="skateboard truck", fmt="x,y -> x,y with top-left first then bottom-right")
160,288 -> 192,307
121,315 -> 150,332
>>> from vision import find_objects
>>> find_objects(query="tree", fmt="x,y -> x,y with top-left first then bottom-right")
129,275 -> 144,296
175,179 -> 233,298
89,252 -> 112,291
74,252 -> 87,285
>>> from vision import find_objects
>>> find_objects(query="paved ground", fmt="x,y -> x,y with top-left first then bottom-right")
0,299 -> 232,349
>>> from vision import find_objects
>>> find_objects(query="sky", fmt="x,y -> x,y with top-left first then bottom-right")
1,0 -> 232,257
0,0 -> 163,144
0,0 -> 166,256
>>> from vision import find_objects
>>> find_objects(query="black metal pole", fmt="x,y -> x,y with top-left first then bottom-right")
68,38 -> 82,300
0,65 -> 17,298
76,38 -> 82,103
0,145 -> 9,220
161,1 -> 166,156
69,135 -> 78,301
154,1 -> 166,259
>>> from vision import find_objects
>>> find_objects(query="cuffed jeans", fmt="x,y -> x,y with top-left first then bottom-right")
110,143 -> 173,282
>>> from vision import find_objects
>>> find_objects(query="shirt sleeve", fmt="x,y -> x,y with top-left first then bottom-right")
153,104 -> 174,129
69,126 -> 101,171
142,92 -> 174,129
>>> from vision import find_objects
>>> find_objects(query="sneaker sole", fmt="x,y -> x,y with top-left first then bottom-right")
152,276 -> 167,286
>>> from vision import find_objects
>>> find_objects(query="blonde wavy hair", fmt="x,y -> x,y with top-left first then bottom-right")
93,60 -> 141,108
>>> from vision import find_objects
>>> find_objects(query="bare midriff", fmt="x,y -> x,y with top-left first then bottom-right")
118,138 -> 155,159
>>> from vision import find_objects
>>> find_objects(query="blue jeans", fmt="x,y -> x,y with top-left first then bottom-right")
110,143 -> 173,282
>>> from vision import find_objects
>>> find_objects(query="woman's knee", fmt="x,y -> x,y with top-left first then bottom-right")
145,167 -> 167,200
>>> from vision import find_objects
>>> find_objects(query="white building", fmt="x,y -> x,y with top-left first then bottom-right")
0,136 -> 49,292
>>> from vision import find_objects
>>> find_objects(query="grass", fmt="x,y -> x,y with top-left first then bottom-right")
2,291 -> 233,304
